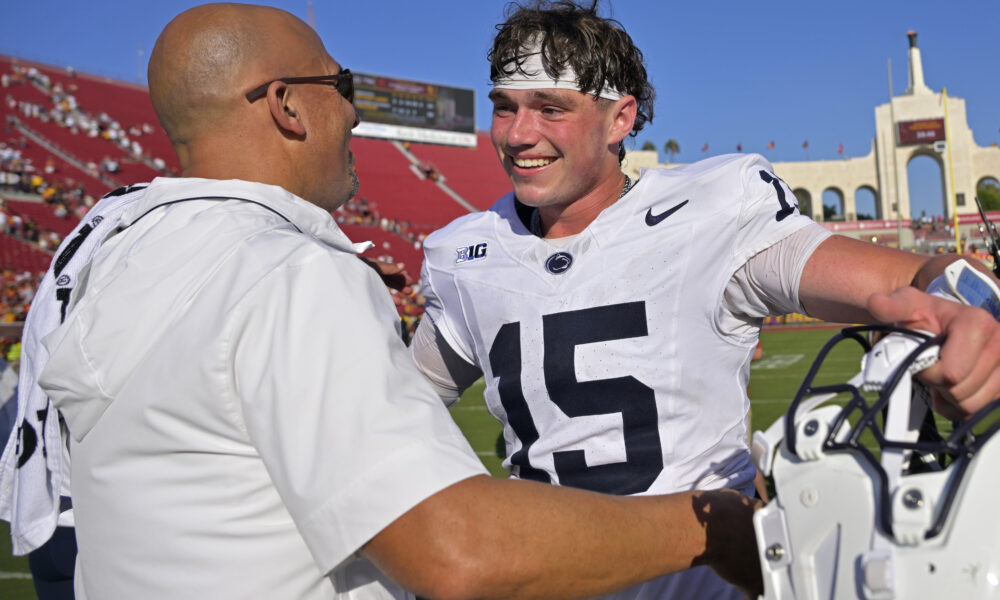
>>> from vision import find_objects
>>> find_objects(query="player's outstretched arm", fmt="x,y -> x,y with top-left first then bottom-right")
799,234 -> 1000,416
363,475 -> 762,600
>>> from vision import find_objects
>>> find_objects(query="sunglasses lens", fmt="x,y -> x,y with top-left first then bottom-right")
338,74 -> 354,103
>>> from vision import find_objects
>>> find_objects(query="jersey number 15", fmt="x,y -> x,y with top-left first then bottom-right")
488,302 -> 664,495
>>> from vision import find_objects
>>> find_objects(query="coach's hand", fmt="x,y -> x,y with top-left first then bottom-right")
693,489 -> 763,598
359,257 -> 414,301
868,286 -> 1000,420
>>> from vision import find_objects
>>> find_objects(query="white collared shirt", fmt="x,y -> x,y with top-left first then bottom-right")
40,177 -> 486,599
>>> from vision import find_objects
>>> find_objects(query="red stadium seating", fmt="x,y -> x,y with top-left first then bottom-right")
338,221 -> 425,271
0,54 -> 519,278
0,132 -> 110,195
5,199 -> 78,236
406,132 -> 511,211
350,137 -> 475,228
0,233 -> 54,273
1,55 -> 178,173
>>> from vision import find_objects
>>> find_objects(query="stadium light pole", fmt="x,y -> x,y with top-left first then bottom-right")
888,58 -> 903,249
137,46 -> 144,83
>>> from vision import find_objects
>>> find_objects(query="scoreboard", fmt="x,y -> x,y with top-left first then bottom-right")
352,72 -> 476,147
896,118 -> 945,145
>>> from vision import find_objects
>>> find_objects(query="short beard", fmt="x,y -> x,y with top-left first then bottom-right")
349,170 -> 360,199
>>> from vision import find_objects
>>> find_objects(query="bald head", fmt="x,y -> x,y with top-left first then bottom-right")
148,3 -> 359,209
148,3 -> 324,146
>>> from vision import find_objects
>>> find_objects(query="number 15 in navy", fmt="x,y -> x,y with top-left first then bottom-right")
487,301 -> 663,495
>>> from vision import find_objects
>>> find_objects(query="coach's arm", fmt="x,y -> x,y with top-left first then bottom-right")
799,234 -> 1000,419
363,475 -> 761,600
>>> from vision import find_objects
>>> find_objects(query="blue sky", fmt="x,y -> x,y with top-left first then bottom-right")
2,1 -> 998,217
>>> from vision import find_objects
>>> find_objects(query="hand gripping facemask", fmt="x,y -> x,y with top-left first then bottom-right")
751,324 -> 1000,600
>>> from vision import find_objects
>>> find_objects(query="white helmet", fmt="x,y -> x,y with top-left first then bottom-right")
752,325 -> 1000,600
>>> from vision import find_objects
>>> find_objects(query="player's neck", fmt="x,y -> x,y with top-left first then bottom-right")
534,172 -> 632,239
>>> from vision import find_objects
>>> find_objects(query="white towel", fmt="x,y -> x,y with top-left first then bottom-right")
0,184 -> 148,554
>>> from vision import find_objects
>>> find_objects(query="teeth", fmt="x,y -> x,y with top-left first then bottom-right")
513,157 -> 554,168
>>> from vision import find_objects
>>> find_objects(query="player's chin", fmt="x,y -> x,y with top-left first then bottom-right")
510,188 -> 548,208
509,178 -> 554,207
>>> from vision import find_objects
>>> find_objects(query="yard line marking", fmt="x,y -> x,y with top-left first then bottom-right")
0,571 -> 32,580
475,451 -> 500,457
751,354 -> 805,370
450,405 -> 489,412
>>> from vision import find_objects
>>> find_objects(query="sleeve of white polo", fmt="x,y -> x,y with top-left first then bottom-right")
231,250 -> 487,576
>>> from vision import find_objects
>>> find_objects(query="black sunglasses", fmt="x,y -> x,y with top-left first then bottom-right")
245,69 -> 354,103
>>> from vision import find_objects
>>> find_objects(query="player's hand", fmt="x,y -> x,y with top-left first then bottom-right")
868,286 -> 1000,419
694,489 -> 763,598
359,257 -> 414,299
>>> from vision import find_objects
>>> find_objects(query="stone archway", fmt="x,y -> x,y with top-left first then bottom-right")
792,188 -> 812,219
822,187 -> 845,222
977,176 -> 1000,211
854,185 -> 880,220
906,151 -> 945,221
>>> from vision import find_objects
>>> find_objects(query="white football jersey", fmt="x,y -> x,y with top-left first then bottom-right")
421,153 -> 814,498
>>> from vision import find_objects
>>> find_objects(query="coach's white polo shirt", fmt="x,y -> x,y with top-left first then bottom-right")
39,177 -> 486,599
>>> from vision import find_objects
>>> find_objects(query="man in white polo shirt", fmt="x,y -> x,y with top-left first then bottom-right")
33,4 -> 763,599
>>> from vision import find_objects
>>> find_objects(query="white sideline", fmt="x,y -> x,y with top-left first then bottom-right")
0,571 -> 32,579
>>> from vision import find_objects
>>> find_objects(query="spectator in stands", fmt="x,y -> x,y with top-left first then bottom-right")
15,4 -> 763,600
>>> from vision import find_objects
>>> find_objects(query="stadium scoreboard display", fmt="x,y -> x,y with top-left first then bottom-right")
896,118 -> 945,145
352,72 -> 476,147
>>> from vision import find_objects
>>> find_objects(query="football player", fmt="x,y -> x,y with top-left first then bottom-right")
410,2 -> 1000,598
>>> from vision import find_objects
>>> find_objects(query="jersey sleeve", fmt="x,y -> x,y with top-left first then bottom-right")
724,223 -> 832,319
232,253 -> 487,575
732,154 -> 817,267
419,242 -> 479,366
410,315 -> 483,407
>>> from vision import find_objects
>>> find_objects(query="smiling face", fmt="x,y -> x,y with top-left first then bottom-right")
489,87 -> 629,218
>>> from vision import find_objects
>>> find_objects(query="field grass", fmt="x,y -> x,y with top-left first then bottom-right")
0,520 -> 35,599
0,325 -> 949,598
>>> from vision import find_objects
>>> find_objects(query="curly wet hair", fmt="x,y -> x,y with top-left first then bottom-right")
489,0 -> 655,163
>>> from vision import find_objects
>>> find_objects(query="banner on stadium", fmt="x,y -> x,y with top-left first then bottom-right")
896,118 -> 945,145
352,72 -> 476,147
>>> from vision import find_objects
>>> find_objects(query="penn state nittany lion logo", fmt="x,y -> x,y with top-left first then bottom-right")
545,252 -> 573,274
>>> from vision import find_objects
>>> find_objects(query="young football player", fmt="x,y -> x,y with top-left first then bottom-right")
411,2 -> 1000,598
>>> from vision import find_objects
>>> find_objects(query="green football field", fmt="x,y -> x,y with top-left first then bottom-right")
0,325 -> 951,598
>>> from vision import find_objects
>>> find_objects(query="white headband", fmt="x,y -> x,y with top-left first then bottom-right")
492,45 -> 625,101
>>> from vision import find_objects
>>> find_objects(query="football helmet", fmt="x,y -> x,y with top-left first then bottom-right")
752,325 -> 1000,599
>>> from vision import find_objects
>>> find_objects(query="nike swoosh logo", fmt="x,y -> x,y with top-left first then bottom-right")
645,199 -> 689,226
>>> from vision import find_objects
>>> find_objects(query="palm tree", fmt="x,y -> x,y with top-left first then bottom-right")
664,139 -> 680,163
641,140 -> 656,151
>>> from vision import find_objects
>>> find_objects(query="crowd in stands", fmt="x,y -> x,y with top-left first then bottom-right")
0,269 -> 41,323
336,195 -> 431,252
335,196 -> 429,328
3,63 -> 173,179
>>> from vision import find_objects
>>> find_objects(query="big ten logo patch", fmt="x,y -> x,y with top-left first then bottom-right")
456,242 -> 488,264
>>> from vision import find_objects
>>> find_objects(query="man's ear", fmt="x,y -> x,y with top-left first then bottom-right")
607,95 -> 638,146
265,81 -> 306,136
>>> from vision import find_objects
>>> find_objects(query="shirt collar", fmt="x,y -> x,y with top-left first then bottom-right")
120,177 -> 367,254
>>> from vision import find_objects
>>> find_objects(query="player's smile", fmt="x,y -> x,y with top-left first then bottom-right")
511,156 -> 556,169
